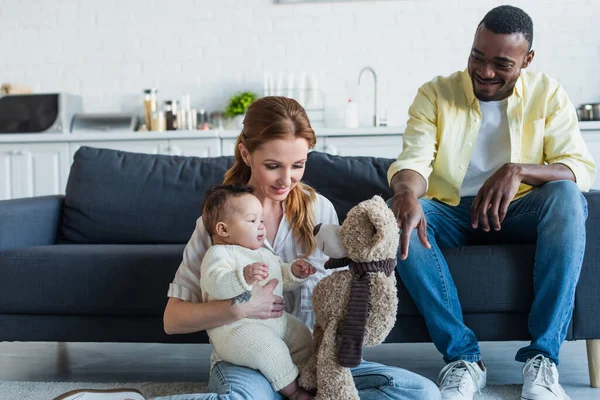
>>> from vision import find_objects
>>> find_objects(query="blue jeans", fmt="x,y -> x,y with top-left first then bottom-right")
394,180 -> 587,365
153,360 -> 440,400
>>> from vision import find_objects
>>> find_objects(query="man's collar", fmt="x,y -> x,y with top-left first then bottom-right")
461,68 -> 523,105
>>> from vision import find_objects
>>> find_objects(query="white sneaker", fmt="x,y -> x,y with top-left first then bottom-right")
53,388 -> 146,400
521,354 -> 571,400
438,360 -> 487,400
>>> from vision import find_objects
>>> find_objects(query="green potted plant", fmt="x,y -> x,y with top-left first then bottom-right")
225,91 -> 258,129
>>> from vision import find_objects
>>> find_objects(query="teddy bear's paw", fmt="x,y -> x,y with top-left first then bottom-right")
315,387 -> 359,400
298,366 -> 317,391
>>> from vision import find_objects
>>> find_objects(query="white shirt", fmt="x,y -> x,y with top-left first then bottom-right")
167,193 -> 339,330
460,99 -> 511,197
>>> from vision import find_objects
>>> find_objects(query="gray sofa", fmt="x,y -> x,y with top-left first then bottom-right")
1,146 -> 599,386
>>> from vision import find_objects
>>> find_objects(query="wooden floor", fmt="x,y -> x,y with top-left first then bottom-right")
0,340 -> 597,399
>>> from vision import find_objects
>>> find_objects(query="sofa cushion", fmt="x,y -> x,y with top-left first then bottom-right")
396,244 -> 535,315
304,152 -> 394,222
0,244 -> 184,316
0,243 -> 535,318
59,146 -> 235,244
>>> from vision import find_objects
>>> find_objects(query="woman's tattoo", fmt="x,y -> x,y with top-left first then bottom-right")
231,291 -> 252,305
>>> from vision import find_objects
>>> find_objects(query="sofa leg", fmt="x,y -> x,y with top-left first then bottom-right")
587,339 -> 600,388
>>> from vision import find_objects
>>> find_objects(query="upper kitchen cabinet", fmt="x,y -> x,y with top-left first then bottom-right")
0,143 -> 70,200
322,135 -> 403,159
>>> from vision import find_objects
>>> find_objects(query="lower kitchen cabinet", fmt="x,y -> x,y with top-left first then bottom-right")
1,131 -> 599,200
166,139 -> 220,158
582,132 -> 600,190
70,140 -> 170,159
0,143 -> 70,200
322,135 -> 403,158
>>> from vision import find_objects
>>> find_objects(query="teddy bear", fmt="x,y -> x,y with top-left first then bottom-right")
299,195 -> 400,400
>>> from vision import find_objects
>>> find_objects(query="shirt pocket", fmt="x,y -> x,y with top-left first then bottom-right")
521,118 -> 545,164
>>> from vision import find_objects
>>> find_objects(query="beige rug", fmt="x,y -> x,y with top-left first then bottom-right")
0,381 -> 522,400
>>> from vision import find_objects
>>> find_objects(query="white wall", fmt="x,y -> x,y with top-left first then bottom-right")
1,0 -> 599,127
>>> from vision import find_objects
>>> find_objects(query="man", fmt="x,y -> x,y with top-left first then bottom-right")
388,5 -> 595,400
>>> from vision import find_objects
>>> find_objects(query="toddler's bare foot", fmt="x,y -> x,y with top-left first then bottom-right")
280,379 -> 314,400
287,387 -> 313,400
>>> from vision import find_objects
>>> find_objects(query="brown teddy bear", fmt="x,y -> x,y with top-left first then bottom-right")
299,195 -> 400,400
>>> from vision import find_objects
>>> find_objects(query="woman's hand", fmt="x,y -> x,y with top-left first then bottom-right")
291,259 -> 317,278
233,279 -> 285,320
243,262 -> 269,285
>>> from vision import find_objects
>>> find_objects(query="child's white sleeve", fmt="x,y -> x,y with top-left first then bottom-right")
280,260 -> 307,292
200,247 -> 253,300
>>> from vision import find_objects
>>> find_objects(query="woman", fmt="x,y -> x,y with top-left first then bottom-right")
162,96 -> 440,400
58,97 -> 440,400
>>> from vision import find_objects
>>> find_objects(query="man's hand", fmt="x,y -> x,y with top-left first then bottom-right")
291,259 -> 316,278
243,262 -> 269,285
471,163 -> 523,232
392,192 -> 431,260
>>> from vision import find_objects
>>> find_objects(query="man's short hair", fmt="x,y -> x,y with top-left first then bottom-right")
201,184 -> 254,237
480,5 -> 534,51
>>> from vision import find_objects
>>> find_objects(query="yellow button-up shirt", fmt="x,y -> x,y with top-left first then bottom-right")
387,69 -> 596,206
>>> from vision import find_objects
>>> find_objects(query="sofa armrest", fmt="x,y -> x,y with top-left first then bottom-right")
0,195 -> 64,251
574,191 -> 600,339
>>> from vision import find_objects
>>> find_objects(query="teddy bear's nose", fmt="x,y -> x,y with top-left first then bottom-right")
313,223 -> 322,236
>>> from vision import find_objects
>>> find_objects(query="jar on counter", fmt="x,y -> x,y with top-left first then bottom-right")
210,111 -> 225,130
198,109 -> 209,130
164,100 -> 178,130
143,89 -> 158,129
150,110 -> 166,131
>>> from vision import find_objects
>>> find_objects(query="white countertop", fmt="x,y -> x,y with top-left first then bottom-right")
0,130 -> 220,143
0,126 -> 404,143
219,126 -> 404,138
1,122 -> 599,143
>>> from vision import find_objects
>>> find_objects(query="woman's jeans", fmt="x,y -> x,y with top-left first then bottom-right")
394,180 -> 587,365
153,359 -> 440,400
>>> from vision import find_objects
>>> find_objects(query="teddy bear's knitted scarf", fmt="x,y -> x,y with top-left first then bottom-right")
324,257 -> 396,367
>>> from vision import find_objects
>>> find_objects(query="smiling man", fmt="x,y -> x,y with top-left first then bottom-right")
388,5 -> 595,400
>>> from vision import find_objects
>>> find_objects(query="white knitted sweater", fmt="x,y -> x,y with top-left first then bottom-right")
200,244 -> 308,370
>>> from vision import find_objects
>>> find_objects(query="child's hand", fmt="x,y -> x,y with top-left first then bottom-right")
244,262 -> 269,285
292,259 -> 316,279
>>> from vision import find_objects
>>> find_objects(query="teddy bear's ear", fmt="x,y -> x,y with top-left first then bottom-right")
313,223 -> 322,236
363,195 -> 399,258
366,196 -> 396,230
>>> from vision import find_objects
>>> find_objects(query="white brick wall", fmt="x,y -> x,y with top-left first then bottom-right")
1,0 -> 599,127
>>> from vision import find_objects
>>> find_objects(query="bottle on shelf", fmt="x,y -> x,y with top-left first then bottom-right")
143,89 -> 158,129
343,99 -> 359,128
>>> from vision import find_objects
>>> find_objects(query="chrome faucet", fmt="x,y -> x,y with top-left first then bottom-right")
358,66 -> 378,127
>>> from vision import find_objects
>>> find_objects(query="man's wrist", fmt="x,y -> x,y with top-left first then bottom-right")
393,188 -> 419,200
508,163 -> 526,182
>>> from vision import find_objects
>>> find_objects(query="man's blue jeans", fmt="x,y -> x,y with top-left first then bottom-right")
153,359 -> 440,400
394,180 -> 587,365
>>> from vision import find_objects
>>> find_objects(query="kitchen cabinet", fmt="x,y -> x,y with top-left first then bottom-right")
221,136 -> 328,156
167,138 -> 220,158
322,135 -> 402,159
0,143 -> 70,200
1,126 -> 599,200
582,132 -> 600,190
221,138 -> 237,157
69,140 -> 170,159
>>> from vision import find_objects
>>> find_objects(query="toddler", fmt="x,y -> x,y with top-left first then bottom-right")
200,184 -> 315,400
